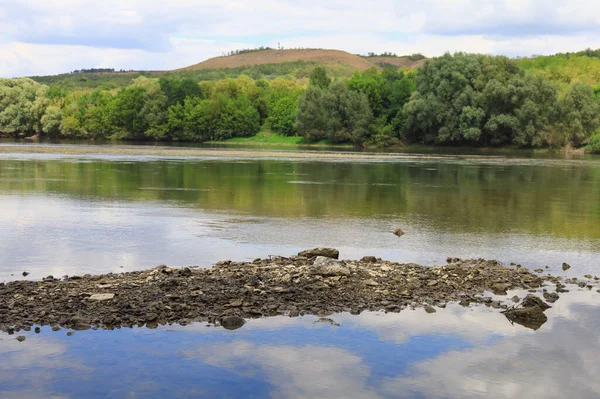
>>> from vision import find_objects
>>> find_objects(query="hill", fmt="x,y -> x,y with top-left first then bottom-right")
180,49 -> 377,71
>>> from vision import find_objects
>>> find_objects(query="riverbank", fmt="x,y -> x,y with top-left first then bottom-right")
2,250 -> 595,333
1,142 -> 598,164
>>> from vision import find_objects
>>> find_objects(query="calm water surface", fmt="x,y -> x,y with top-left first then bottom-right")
1,146 -> 600,398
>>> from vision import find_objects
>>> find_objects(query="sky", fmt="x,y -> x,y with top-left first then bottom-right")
1,0 -> 600,77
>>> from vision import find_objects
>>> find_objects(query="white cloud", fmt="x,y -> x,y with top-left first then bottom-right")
185,341 -> 384,399
1,2 -> 600,78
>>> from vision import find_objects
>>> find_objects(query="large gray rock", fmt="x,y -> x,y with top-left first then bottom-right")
298,248 -> 339,259
521,294 -> 551,311
504,306 -> 548,330
312,257 -> 350,277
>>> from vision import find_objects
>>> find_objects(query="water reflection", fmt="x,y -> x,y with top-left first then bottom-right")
1,155 -> 599,280
2,289 -> 599,398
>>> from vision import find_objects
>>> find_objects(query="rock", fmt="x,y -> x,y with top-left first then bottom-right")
504,306 -> 548,330
298,248 -> 340,259
22,272 -> 29,277
42,276 -> 55,282
229,299 -> 243,307
425,305 -> 436,314
534,269 -> 544,274
34,327 -> 41,334
562,263 -> 571,271
511,295 -> 520,303
360,256 -> 377,263
364,279 -> 379,286
312,257 -> 350,277
543,292 -> 559,303
66,331 -> 74,337
428,280 -> 438,287
16,336 -> 26,342
146,313 -> 158,322
521,294 -> 551,311
315,317 -> 340,326
89,293 -> 115,301
220,316 -> 246,330
178,267 -> 192,277
393,228 -> 405,237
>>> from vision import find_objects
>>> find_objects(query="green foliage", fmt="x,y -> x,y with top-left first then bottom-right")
5,51 -> 600,149
403,53 -> 595,148
558,83 -> 600,146
309,67 -> 331,89
296,81 -> 373,145
585,132 -> 600,153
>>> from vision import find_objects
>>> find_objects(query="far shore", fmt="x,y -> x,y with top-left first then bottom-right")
0,142 -> 595,163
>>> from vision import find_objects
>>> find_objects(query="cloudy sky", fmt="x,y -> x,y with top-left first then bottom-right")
1,0 -> 600,77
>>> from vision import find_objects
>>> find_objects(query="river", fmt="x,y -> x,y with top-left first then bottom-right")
1,144 -> 599,398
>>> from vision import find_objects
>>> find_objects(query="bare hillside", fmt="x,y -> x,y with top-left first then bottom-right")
180,49 -> 378,71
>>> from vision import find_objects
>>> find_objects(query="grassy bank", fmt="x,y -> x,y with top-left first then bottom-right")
209,131 -> 347,147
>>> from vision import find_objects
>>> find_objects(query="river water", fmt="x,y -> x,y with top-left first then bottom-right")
1,146 -> 600,398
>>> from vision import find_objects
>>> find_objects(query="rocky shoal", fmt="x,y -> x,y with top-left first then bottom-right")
1,249 -> 598,334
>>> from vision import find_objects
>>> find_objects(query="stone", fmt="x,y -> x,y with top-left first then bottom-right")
220,316 -> 246,330
562,263 -> 571,271
178,267 -> 192,277
229,299 -> 243,307
312,257 -> 350,277
315,317 -> 340,326
393,228 -> 405,237
298,248 -> 340,259
89,293 -> 115,301
22,272 -> 29,277
43,276 -> 55,282
360,256 -> 377,263
146,313 -> 158,322
543,292 -> 560,303
364,279 -> 379,286
511,295 -> 520,303
504,306 -> 548,330
16,336 -> 26,342
521,294 -> 551,311
425,305 -> 436,314
428,280 -> 438,287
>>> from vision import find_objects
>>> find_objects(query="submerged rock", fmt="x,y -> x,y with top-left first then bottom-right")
394,228 -> 405,237
315,317 -> 340,326
521,294 -> 551,311
425,305 -> 437,314
220,316 -> 246,330
504,306 -> 548,330
562,263 -> 571,271
298,248 -> 340,259
543,292 -> 560,303
22,272 -> 29,277
16,336 -> 26,342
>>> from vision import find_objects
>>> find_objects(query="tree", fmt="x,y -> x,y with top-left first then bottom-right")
296,86 -> 334,141
559,82 -> 600,146
309,67 -> 331,89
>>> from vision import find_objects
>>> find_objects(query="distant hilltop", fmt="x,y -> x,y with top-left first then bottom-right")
179,48 -> 428,72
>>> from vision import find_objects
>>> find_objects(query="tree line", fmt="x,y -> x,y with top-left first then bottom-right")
1,52 -> 599,150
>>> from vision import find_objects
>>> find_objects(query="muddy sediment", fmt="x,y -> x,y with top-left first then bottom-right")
0,251 -> 596,333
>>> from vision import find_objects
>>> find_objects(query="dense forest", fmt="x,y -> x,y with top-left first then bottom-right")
2,52 -> 600,151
